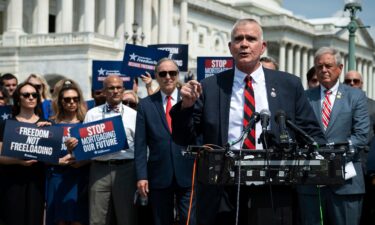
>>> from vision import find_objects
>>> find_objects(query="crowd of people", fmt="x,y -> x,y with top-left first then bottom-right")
0,18 -> 374,225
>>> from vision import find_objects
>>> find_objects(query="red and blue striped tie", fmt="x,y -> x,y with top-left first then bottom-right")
242,75 -> 256,149
322,90 -> 332,130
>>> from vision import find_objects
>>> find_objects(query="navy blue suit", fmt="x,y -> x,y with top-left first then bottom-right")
135,90 -> 195,225
171,68 -> 325,225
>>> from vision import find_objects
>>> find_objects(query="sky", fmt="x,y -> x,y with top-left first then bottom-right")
282,0 -> 375,39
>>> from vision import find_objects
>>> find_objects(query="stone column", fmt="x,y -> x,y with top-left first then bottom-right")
169,0 -> 174,42
79,0 -> 95,32
362,61 -> 368,94
158,0 -> 168,43
179,0 -> 188,43
294,46 -> 301,77
151,0 -> 159,44
287,44 -> 294,74
279,42 -> 286,72
33,0 -> 49,34
56,0 -> 73,33
105,0 -> 115,36
5,0 -> 23,33
142,0 -> 152,45
97,0 -> 106,35
301,48 -> 308,89
308,50 -> 314,69
125,0 -> 135,38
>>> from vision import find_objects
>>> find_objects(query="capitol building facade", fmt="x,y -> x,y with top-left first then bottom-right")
0,0 -> 374,99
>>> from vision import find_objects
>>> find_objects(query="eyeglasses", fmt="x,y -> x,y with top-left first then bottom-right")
20,92 -> 39,99
344,78 -> 361,85
122,100 -> 137,109
106,86 -> 124,91
158,71 -> 178,78
32,84 -> 42,90
63,97 -> 80,103
0,96 -> 4,100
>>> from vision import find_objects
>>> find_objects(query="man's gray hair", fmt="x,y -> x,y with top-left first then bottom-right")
314,47 -> 343,65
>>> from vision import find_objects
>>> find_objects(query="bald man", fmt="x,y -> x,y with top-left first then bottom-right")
84,75 -> 137,225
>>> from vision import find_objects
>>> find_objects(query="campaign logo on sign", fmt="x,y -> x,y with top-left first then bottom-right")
92,60 -> 133,91
70,116 -> 128,161
148,44 -> 189,72
0,105 -> 12,121
1,120 -> 63,163
121,44 -> 169,78
197,57 -> 234,81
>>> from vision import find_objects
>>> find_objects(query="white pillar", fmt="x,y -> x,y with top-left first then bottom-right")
105,0 -> 116,36
5,0 -> 24,33
279,42 -> 286,72
151,0 -> 159,44
294,46 -> 301,77
125,0 -> 135,38
169,0 -> 174,42
179,0 -> 188,43
97,0 -> 106,35
159,0 -> 168,43
142,0 -> 152,45
116,0 -> 125,39
32,0 -> 49,34
79,0 -> 95,32
302,48 -> 308,89
287,45 -> 294,74
56,0 -> 73,33
309,50 -> 315,69
363,62 -> 368,94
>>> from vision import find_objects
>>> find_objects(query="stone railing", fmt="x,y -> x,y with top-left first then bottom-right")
18,32 -> 123,49
261,14 -> 315,34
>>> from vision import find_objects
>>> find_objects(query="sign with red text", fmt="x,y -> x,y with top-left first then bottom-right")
197,57 -> 234,81
70,116 -> 128,161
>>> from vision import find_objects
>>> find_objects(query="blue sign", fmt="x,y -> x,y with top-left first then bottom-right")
121,44 -> 170,78
70,116 -> 128,161
0,106 -> 12,121
148,44 -> 189,72
197,57 -> 234,81
1,120 -> 63,163
92,60 -> 133,91
85,99 -> 96,110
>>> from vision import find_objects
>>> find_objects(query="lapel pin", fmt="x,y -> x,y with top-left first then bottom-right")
337,91 -> 342,99
271,88 -> 276,97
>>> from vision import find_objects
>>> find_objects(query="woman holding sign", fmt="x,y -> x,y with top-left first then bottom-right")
0,82 -> 51,225
45,79 -> 89,225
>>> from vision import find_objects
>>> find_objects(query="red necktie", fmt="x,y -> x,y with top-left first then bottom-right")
322,90 -> 332,130
242,76 -> 256,149
166,96 -> 172,132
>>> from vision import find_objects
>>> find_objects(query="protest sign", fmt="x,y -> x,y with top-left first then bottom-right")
92,60 -> 133,91
197,57 -> 233,81
121,44 -> 169,78
1,120 -> 63,163
70,116 -> 128,161
148,44 -> 188,72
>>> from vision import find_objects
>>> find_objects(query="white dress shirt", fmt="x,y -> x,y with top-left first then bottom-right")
320,80 -> 340,109
161,88 -> 178,111
84,102 -> 137,160
228,65 -> 270,150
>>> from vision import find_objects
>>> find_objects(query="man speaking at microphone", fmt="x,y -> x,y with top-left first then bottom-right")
170,18 -> 325,225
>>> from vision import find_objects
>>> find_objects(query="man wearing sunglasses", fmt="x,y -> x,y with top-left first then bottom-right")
135,58 -> 195,225
344,70 -> 375,225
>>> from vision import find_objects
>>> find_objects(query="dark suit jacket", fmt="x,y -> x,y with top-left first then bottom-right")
135,91 -> 194,189
170,68 -> 325,224
171,68 -> 325,148
300,84 -> 370,195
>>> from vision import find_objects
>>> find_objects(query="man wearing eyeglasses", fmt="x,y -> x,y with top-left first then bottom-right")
135,58 -> 196,225
344,70 -> 375,225
83,75 -> 137,225
298,48 -> 369,225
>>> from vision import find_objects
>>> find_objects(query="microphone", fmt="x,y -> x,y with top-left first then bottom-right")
284,118 -> 316,146
274,110 -> 292,151
259,109 -> 271,132
227,112 -> 260,147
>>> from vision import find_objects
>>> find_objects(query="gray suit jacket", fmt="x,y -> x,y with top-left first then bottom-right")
299,83 -> 369,195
